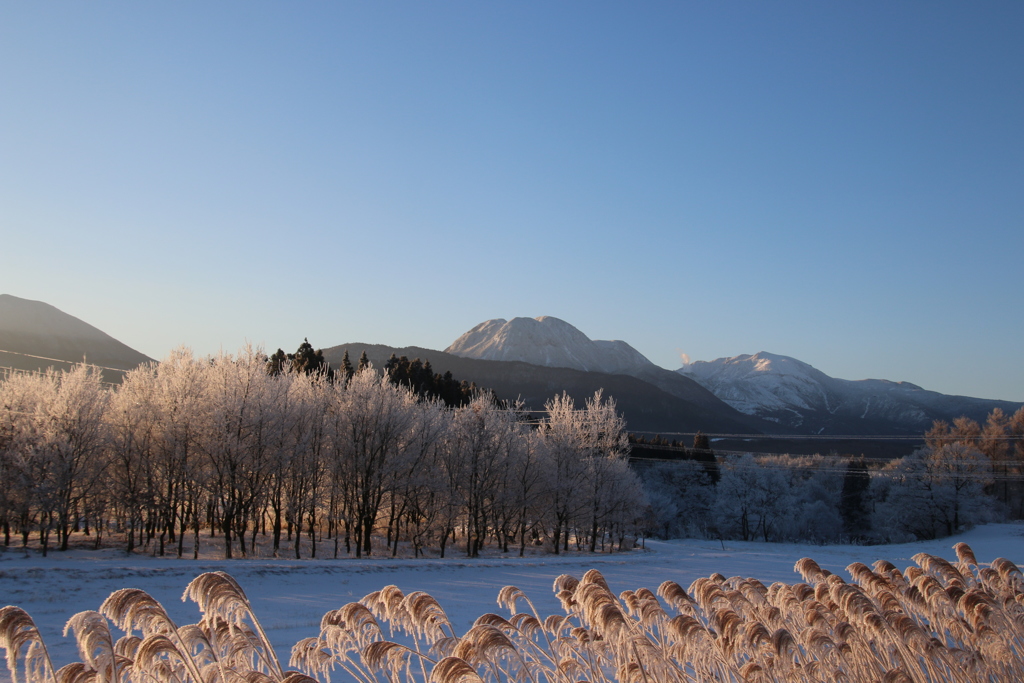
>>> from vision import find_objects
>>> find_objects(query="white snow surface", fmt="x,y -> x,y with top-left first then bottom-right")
3,523 -> 1024,683
446,317 -> 654,374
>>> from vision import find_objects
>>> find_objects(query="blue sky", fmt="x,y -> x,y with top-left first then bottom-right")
2,2 -> 1022,401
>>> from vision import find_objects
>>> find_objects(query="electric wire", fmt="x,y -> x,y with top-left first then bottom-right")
0,348 -> 136,374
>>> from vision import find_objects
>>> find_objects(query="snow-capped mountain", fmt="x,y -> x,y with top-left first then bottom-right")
446,317 -> 654,375
679,352 -> 1022,434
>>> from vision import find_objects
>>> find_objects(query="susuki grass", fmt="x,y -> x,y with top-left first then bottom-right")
4,543 -> 1024,682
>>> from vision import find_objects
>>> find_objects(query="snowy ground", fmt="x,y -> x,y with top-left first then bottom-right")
3,523 -> 1024,682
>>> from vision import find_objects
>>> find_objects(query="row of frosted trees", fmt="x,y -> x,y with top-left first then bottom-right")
641,450 -> 991,545
641,406 -> 1024,544
0,348 -> 646,558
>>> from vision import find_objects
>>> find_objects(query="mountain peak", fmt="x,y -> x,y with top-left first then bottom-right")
445,316 -> 653,374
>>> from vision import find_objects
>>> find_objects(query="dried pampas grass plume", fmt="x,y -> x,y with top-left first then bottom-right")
0,606 -> 55,683
99,589 -> 173,637
62,612 -> 118,683
280,673 -> 317,683
183,573 -> 283,682
400,592 -> 454,642
954,542 -> 979,566
428,656 -> 483,683
53,661 -> 95,683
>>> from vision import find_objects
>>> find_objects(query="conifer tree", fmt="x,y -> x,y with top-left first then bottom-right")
691,431 -> 719,483
840,457 -> 871,538
341,350 -> 355,383
289,339 -> 333,379
266,349 -> 288,376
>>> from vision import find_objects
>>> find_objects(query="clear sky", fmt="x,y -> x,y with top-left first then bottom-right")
2,2 -> 1022,401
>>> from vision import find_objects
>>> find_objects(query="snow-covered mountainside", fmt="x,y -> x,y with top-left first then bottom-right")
446,316 -> 654,375
679,352 -> 1022,434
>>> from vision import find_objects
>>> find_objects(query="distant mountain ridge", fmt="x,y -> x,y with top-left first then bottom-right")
679,351 -> 1023,435
0,294 -> 152,381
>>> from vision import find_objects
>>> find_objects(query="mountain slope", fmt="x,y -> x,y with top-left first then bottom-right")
680,351 -> 1023,435
322,343 -> 762,434
0,294 -> 153,381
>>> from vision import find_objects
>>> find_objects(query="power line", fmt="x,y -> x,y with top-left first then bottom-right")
0,348 -> 134,374
0,365 -> 120,388
629,454 -> 1024,481
631,431 -> 1022,442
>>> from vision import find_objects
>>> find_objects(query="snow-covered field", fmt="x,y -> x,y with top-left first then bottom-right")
3,523 -> 1024,682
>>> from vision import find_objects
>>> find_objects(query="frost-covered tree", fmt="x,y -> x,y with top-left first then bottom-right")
196,347 -> 290,558
144,348 -> 208,558
36,365 -> 109,552
445,395 -> 518,557
536,390 -> 635,553
0,367 -> 110,554
381,397 -> 447,557
589,455 -> 647,551
576,391 -> 631,552
713,455 -> 791,542
777,455 -> 844,543
503,429 -> 547,556
640,459 -> 714,538
107,364 -> 160,554
332,368 -> 417,557
282,370 -> 331,559
0,371 -> 49,548
872,444 -> 994,541
538,393 -> 589,553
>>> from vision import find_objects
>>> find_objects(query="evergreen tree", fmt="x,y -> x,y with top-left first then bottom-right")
266,349 -> 288,376
265,340 -> 333,380
358,351 -> 370,372
289,338 -> 334,380
691,431 -> 719,484
341,350 -> 355,383
693,431 -> 710,451
840,457 -> 871,538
